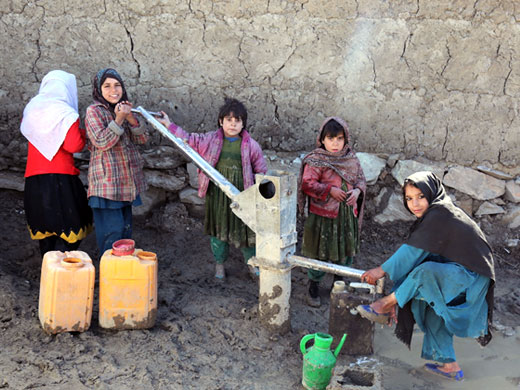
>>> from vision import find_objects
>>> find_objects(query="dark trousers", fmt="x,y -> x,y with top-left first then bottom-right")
39,236 -> 81,257
91,205 -> 133,255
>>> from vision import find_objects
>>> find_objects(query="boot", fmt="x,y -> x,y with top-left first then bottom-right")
307,280 -> 321,307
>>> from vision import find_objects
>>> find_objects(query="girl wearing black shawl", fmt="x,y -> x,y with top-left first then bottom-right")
358,171 -> 494,382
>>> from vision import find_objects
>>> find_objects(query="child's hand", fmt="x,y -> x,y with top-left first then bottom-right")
346,188 -> 361,206
156,111 -> 172,128
115,101 -> 137,126
329,187 -> 347,202
361,266 -> 385,285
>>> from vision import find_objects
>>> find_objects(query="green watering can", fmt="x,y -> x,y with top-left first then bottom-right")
300,332 -> 347,390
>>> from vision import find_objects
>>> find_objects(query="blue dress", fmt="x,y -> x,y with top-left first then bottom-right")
382,244 -> 490,363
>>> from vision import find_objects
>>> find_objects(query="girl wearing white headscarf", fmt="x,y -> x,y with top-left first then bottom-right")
21,70 -> 92,256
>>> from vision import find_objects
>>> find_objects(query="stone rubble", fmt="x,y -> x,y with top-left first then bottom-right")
2,150 -> 518,239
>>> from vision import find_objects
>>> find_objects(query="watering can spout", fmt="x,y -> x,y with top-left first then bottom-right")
334,334 -> 347,358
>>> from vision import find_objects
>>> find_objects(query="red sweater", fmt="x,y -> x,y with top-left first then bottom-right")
24,119 -> 86,177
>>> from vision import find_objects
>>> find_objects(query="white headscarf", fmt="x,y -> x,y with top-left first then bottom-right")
20,70 -> 79,161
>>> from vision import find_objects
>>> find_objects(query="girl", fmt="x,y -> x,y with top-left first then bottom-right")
298,117 -> 366,307
157,98 -> 267,280
359,171 -> 495,382
21,70 -> 92,256
85,68 -> 148,255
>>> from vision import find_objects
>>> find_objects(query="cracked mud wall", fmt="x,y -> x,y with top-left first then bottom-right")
1,0 -> 519,172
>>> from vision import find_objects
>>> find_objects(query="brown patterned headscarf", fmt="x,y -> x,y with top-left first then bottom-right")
297,117 -> 367,228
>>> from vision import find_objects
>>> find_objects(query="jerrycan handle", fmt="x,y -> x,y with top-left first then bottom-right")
300,333 -> 316,355
334,334 -> 347,357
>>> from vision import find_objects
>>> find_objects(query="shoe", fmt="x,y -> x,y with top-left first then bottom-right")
248,265 -> 260,279
215,264 -> 225,279
423,363 -> 464,381
307,281 -> 321,307
356,304 -> 390,324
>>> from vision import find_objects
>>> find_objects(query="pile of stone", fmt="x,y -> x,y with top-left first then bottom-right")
0,147 -> 518,242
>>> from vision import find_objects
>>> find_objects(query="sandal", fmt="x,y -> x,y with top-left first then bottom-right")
248,265 -> 260,280
215,264 -> 225,280
423,363 -> 464,381
356,304 -> 390,324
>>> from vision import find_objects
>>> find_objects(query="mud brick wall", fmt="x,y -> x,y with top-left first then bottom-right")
1,1 -> 519,173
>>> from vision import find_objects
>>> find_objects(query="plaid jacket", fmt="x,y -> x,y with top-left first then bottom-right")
85,102 -> 148,201
167,123 -> 267,198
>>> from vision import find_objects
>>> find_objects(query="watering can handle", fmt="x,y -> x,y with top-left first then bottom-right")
300,334 -> 316,355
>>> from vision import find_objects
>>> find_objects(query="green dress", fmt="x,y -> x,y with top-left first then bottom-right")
302,182 -> 359,281
204,138 -> 255,248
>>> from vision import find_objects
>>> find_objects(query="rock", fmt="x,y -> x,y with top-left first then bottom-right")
386,153 -> 400,168
374,192 -> 415,224
356,152 -> 386,186
78,170 -> 88,186
144,169 -> 185,192
504,180 -> 520,203
475,201 -> 505,216
186,163 -> 199,189
453,196 -> 473,217
501,205 -> 520,229
292,157 -> 302,165
391,160 -> 445,186
179,187 -> 204,206
476,165 -> 515,180
373,187 -> 392,209
133,186 -> 167,216
185,204 -> 205,219
443,165 -> 505,200
141,146 -> 186,169
0,170 -> 24,191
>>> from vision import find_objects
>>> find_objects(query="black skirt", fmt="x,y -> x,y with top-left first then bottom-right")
24,174 -> 93,243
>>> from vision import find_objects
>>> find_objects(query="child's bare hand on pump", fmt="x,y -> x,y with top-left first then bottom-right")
157,111 -> 171,128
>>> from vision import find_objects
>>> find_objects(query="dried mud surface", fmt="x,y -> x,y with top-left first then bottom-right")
0,189 -> 518,389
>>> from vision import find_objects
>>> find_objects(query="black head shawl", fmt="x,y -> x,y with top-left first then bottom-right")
395,171 -> 495,348
92,68 -> 128,113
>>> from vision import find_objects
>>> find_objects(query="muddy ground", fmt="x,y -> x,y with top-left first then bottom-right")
0,189 -> 519,389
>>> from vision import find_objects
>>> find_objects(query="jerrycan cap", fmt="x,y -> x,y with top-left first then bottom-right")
137,251 -> 157,261
112,239 -> 135,256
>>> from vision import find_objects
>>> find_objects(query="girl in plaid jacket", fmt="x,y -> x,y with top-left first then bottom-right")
85,68 -> 148,255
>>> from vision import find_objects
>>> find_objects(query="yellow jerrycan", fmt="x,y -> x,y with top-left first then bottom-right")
99,239 -> 158,330
39,250 -> 95,334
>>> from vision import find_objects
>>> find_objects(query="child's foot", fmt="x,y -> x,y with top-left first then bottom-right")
370,293 -> 397,314
423,363 -> 464,381
248,265 -> 260,280
307,280 -> 321,307
215,264 -> 225,280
